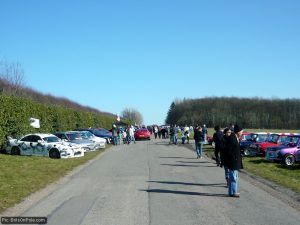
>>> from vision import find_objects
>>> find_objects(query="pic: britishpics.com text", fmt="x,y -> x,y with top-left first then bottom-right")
1,217 -> 47,224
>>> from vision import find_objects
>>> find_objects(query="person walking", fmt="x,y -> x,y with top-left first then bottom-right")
225,124 -> 243,197
129,125 -> 136,144
212,125 -> 223,166
184,125 -> 190,143
202,124 -> 208,144
194,125 -> 204,158
154,126 -> 158,139
112,124 -> 118,145
221,128 -> 231,187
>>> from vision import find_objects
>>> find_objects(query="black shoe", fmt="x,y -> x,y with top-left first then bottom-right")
229,193 -> 240,198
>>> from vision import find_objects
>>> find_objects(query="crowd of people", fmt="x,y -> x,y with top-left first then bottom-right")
111,124 -> 136,145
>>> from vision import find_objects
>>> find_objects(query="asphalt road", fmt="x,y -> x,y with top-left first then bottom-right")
11,138 -> 300,225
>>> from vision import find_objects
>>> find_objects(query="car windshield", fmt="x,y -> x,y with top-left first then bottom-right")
279,135 -> 294,145
80,131 -> 93,139
43,136 -> 61,143
266,134 -> 279,143
255,134 -> 268,142
66,133 -> 82,141
98,128 -> 109,133
243,134 -> 251,140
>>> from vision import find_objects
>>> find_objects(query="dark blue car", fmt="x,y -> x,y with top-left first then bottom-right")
76,128 -> 112,144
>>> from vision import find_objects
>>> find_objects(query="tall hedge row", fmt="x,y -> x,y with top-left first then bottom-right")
0,95 -> 116,146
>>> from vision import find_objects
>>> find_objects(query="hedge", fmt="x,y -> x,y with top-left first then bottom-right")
0,95 -> 118,146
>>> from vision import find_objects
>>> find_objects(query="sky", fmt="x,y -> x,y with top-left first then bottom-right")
0,0 -> 299,125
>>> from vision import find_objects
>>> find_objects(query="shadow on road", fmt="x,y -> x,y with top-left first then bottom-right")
175,160 -> 211,164
140,189 -> 228,197
148,181 -> 225,187
158,157 -> 196,159
160,163 -> 217,168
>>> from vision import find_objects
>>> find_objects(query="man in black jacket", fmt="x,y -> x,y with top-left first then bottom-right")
225,124 -> 243,197
213,125 -> 224,166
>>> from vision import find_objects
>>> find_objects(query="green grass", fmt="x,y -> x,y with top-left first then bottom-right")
203,144 -> 300,193
0,149 -> 107,213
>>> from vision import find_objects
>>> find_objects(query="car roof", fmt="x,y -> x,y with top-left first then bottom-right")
26,133 -> 58,138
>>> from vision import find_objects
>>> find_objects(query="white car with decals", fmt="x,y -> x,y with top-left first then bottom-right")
5,133 -> 84,158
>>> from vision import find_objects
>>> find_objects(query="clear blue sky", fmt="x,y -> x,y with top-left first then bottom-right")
1,0 -> 299,125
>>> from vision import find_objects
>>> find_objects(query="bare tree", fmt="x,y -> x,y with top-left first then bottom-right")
121,108 -> 143,125
0,59 -> 26,95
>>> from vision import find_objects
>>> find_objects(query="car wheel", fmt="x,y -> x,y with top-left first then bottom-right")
284,154 -> 295,166
49,149 -> 61,159
244,149 -> 250,156
11,146 -> 20,155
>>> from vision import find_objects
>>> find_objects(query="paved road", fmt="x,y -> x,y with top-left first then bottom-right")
15,138 -> 300,225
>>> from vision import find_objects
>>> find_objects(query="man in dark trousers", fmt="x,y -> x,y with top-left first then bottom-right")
213,125 -> 224,166
225,124 -> 243,197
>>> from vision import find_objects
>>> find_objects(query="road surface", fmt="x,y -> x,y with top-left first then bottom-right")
5,138 -> 300,225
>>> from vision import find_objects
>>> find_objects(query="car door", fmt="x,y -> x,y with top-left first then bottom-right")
31,135 -> 45,156
19,135 -> 34,155
296,143 -> 300,162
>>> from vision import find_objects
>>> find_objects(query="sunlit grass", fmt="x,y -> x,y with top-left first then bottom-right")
203,144 -> 300,193
0,148 -> 107,213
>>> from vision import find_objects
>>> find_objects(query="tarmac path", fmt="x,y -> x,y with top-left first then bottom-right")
3,138 -> 300,225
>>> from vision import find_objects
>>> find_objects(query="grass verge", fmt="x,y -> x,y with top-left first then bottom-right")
0,148 -> 107,213
203,144 -> 300,193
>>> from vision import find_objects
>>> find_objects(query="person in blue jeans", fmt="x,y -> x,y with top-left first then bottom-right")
224,124 -> 243,197
221,128 -> 231,187
194,126 -> 204,158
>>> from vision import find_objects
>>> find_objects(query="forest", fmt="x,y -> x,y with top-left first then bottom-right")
165,97 -> 300,129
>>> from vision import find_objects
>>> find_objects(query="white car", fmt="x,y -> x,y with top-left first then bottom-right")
78,130 -> 106,149
5,133 -> 84,159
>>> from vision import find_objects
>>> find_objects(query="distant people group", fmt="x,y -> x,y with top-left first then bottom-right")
111,124 -> 136,145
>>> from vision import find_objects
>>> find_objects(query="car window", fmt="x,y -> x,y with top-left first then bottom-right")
31,135 -> 42,142
55,133 -> 66,140
43,136 -> 60,143
21,135 -> 33,142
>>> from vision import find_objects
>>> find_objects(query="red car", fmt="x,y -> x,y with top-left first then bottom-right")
248,133 -> 293,156
134,128 -> 151,140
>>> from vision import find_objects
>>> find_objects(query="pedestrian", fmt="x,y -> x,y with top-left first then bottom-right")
122,129 -> 127,144
169,124 -> 177,145
221,128 -> 231,187
202,124 -> 208,144
154,126 -> 158,139
212,125 -> 223,166
158,127 -> 162,139
184,125 -> 190,143
194,125 -> 204,158
129,125 -> 136,144
112,124 -> 118,145
161,127 -> 166,139
225,124 -> 243,197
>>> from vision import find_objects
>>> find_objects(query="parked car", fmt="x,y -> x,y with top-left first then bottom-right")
54,131 -> 96,152
4,133 -> 84,158
134,128 -> 151,140
77,128 -> 112,144
240,132 -> 269,156
266,135 -> 300,166
77,130 -> 106,149
248,133 -> 293,156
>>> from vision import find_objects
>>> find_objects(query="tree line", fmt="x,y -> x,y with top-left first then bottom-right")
165,97 -> 300,129
0,59 -> 114,118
